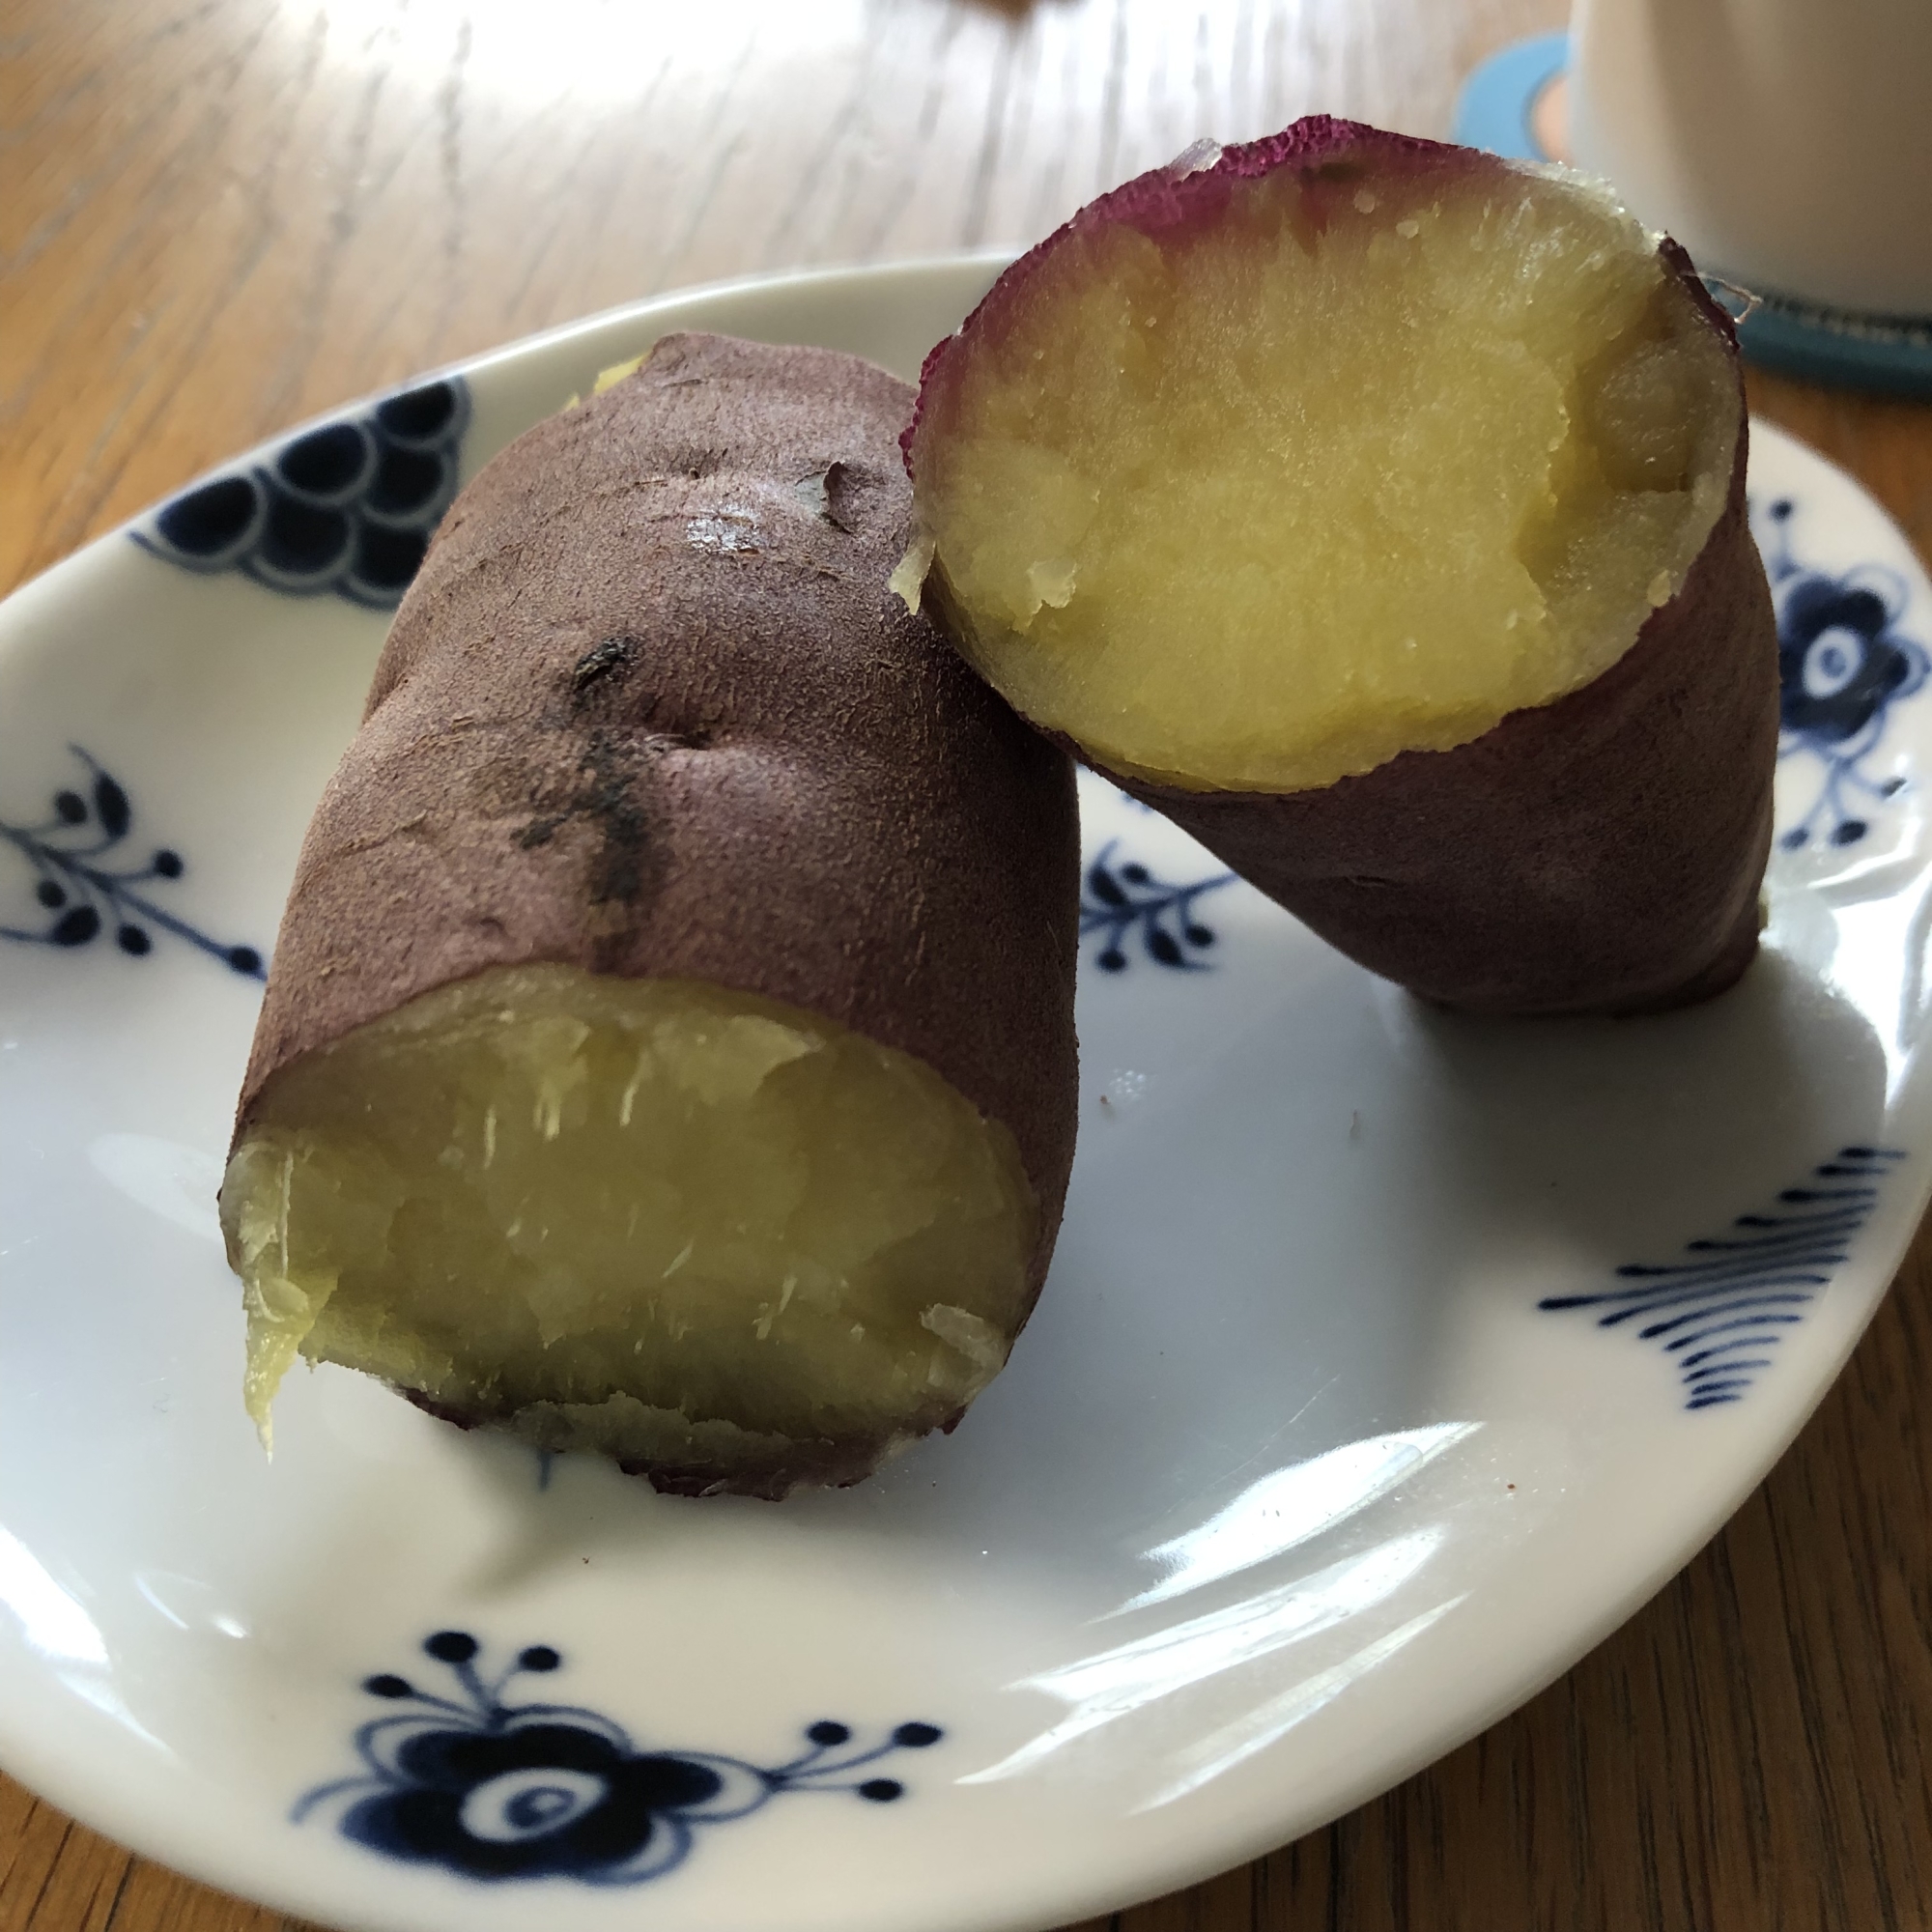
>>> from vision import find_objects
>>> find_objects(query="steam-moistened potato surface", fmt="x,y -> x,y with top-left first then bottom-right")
904,119 -> 1778,1015
220,334 -> 1079,1498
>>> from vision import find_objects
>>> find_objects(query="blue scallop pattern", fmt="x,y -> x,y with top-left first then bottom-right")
132,379 -> 469,610
1083,838 -> 1236,973
0,748 -> 265,977
1755,493 -> 1931,850
296,1632 -> 943,1887
1539,1147 -> 1903,1408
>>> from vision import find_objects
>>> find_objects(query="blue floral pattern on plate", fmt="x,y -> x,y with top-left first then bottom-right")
1757,494 -> 1932,849
1082,838 -> 1235,973
0,749 -> 264,976
132,379 -> 469,610
1538,1147 -> 1903,1408
296,1632 -> 943,1887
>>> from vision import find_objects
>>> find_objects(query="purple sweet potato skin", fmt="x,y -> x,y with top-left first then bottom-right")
232,332 -> 1080,1493
906,119 -> 1780,1016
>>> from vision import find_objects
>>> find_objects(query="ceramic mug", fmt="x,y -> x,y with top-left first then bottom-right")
1568,0 -> 1932,318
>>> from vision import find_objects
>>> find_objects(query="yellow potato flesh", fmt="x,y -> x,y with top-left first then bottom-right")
219,965 -> 1036,1463
920,166 -> 1738,792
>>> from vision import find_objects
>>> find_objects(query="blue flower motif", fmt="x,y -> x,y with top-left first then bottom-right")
133,379 -> 469,610
1082,838 -> 1236,972
296,1632 -> 943,1887
1754,496 -> 1931,850
0,748 -> 264,976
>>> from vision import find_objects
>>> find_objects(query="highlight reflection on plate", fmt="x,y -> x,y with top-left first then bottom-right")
1,259 -> 1930,1932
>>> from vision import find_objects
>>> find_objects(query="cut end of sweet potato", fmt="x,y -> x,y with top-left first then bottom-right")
907,131 -> 1740,794
219,963 -> 1036,1494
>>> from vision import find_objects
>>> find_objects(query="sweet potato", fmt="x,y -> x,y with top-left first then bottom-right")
219,333 -> 1080,1498
900,118 -> 1778,1014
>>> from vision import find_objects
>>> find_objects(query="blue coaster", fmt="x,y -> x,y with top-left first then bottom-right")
1450,30 -> 1567,162
1734,297 -> 1932,401
1452,35 -> 1932,398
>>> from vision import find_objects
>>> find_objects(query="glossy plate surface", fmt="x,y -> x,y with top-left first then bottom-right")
3,260 -> 1931,1932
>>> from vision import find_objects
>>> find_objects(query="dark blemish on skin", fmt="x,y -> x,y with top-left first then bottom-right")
508,739 -> 657,912
573,636 -> 637,693
578,731 -> 661,916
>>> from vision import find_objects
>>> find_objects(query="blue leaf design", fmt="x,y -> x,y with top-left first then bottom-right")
1,749 -> 266,978
1081,838 -> 1236,974
1539,1146 -> 1903,1408
93,773 -> 131,839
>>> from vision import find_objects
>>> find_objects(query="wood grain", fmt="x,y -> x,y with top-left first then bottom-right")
4,1 -> 1931,1927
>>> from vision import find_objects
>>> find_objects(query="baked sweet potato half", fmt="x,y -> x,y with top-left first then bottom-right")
900,117 -> 1779,1015
219,333 -> 1080,1498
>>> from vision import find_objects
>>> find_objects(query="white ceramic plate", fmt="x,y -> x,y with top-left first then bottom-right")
3,259 -> 1931,1932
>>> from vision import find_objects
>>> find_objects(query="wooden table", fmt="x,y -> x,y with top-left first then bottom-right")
6,2 -> 1931,1926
